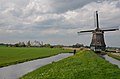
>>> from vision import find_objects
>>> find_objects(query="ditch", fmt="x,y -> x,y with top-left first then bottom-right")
0,53 -> 73,79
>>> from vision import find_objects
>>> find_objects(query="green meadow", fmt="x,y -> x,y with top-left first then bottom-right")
0,47 -> 72,67
21,50 -> 120,79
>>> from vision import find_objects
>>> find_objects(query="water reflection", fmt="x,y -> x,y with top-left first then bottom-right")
0,53 -> 73,79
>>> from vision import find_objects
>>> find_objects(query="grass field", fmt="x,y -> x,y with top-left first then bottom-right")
20,50 -> 120,79
0,47 -> 72,67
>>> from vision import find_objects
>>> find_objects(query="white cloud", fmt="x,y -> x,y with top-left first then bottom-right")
22,0 -> 53,16
0,0 -> 120,46
41,28 -> 60,35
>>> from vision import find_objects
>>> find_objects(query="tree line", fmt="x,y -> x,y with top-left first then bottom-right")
0,41 -> 63,48
0,42 -> 87,48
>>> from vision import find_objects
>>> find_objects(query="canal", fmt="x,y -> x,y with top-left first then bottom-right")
103,55 -> 120,68
0,53 -> 73,79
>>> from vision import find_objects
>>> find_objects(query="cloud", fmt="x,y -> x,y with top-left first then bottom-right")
40,28 -> 60,35
0,0 -> 120,46
49,0 -> 99,13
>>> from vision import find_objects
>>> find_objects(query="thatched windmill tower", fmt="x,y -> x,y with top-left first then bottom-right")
78,11 -> 119,51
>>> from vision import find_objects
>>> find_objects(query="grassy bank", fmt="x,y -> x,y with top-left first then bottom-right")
0,47 -> 72,67
107,53 -> 120,60
20,50 -> 120,79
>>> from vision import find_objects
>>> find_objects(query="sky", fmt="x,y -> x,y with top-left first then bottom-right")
0,0 -> 120,47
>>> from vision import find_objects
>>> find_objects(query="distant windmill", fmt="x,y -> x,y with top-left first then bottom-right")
78,11 -> 119,51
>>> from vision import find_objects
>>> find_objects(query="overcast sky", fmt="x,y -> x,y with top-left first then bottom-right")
0,0 -> 120,47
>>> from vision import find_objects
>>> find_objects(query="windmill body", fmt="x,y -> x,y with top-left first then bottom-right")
90,28 -> 106,51
78,11 -> 119,51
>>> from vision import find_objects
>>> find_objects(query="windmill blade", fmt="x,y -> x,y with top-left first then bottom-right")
103,28 -> 119,31
100,26 -> 119,32
77,30 -> 94,33
78,32 -> 92,35
103,28 -> 119,32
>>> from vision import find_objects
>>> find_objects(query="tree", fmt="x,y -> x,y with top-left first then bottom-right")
27,41 -> 31,47
21,42 -> 26,47
54,45 -> 63,48
72,43 -> 84,48
44,44 -> 51,47
14,43 -> 19,47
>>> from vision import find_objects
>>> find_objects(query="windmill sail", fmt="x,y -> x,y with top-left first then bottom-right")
103,28 -> 119,31
96,11 -> 99,29
77,30 -> 94,33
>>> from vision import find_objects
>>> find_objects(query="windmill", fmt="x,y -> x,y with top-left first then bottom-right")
78,11 -> 119,51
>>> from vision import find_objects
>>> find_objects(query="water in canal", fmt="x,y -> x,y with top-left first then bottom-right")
0,53 -> 73,79
103,55 -> 120,68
